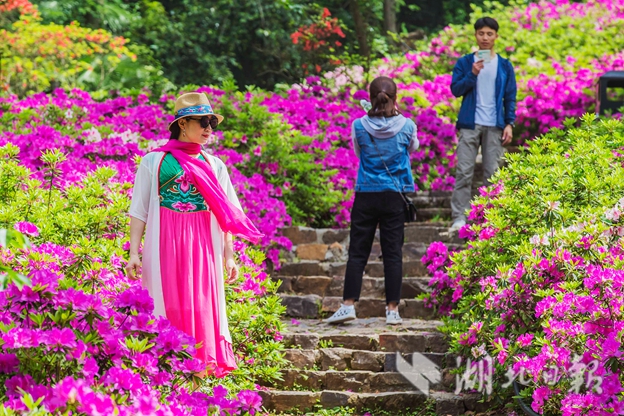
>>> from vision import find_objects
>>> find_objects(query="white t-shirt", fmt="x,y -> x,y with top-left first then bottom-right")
474,54 -> 498,127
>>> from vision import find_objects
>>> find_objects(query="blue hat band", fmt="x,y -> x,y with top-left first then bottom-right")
175,104 -> 214,117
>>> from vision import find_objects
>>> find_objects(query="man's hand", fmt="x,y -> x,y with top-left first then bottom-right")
502,125 -> 513,145
125,254 -> 142,280
472,60 -> 484,76
225,258 -> 238,284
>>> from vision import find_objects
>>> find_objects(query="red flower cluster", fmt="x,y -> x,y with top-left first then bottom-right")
0,0 -> 37,16
290,8 -> 345,53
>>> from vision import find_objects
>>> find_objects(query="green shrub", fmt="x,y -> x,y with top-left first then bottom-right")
213,82 -> 343,228
0,11 -> 173,97
413,0 -> 624,80
0,143 -> 287,394
0,145 -> 129,264
427,115 -> 624,411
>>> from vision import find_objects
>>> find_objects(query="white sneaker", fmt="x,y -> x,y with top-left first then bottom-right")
386,308 -> 403,325
325,304 -> 356,324
449,219 -> 466,232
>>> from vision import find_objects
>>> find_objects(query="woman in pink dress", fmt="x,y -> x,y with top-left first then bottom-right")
125,92 -> 263,377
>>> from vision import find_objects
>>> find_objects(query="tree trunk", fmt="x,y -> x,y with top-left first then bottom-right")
383,0 -> 397,34
348,0 -> 370,57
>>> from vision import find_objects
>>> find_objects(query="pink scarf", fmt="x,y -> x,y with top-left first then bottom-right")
153,140 -> 263,244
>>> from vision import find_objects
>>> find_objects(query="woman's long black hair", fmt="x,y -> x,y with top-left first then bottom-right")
169,120 -> 181,140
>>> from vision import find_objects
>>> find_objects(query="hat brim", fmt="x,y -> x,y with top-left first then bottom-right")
168,113 -> 224,131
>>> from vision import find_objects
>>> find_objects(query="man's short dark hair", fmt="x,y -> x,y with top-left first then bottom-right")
474,17 -> 499,32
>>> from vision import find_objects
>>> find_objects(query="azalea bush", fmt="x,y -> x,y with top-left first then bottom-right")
266,0 -> 624,224
193,84 -> 344,229
262,77 -> 458,225
4,0 -> 624,231
290,7 -> 346,76
0,89 -> 293,254
216,241 -> 287,392
0,0 -> 37,28
384,0 -> 624,142
421,241 -> 457,316
425,115 -> 624,413
424,0 -> 624,79
0,231 -> 265,415
0,143 -> 129,266
0,143 -> 287,413
0,2 -> 171,97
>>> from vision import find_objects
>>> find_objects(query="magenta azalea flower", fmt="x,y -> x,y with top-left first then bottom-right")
237,389 -> 263,414
517,334 -> 534,347
13,221 -> 39,237
43,328 -> 77,351
0,353 -> 19,374
478,227 -> 498,241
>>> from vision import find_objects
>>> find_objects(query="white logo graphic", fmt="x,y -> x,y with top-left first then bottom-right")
396,352 -> 441,396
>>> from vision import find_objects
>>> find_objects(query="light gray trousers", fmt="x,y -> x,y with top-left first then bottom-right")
451,125 -> 504,221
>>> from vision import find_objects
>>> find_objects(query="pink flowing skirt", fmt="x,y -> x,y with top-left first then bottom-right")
159,207 -> 236,377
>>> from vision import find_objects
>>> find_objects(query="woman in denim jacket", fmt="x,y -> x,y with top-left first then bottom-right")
325,76 -> 419,325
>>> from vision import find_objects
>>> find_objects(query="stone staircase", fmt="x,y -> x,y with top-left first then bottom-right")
259,192 -> 495,415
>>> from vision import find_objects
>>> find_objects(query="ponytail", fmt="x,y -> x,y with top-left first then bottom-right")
367,76 -> 400,118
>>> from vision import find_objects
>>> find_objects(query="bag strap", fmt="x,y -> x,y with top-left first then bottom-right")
365,131 -> 412,207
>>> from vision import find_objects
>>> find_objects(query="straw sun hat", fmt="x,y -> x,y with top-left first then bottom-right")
168,92 -> 224,131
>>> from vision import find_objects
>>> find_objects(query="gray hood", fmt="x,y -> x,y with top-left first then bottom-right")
360,114 -> 407,139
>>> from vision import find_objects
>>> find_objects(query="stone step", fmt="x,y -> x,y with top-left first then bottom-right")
406,188 -> 478,199
290,240 -> 462,263
403,223 -> 463,245
258,389 -> 489,415
281,227 -> 350,246
280,221 -> 462,248
290,240 -> 463,262
271,368 -> 455,393
283,348 -> 454,372
284,316 -> 443,335
409,193 -> 452,209
416,207 -> 452,222
281,226 -> 462,264
407,184 -> 481,208
367,259 -> 427,277
280,295 -> 437,320
282,317 -> 444,352
274,275 -> 433,298
279,259 -> 428,278
283,330 -> 447,354
366,241 -> 461,261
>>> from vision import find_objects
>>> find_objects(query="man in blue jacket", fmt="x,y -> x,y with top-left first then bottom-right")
449,17 -> 517,231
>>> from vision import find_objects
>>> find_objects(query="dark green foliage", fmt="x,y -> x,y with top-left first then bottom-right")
397,0 -> 531,35
28,0 -> 535,91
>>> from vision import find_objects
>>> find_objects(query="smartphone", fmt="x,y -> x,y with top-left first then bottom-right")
477,50 -> 491,63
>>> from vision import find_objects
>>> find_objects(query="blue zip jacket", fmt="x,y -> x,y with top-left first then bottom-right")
352,115 -> 418,193
451,53 -> 517,130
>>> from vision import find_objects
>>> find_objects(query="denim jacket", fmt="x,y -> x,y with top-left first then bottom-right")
451,53 -> 517,130
352,115 -> 418,193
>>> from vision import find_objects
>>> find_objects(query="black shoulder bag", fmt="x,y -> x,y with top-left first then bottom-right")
366,132 -> 418,223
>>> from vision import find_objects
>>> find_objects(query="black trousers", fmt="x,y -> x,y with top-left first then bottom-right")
343,192 -> 405,304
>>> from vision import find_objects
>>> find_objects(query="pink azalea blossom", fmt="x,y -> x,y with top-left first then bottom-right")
13,222 -> 39,237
